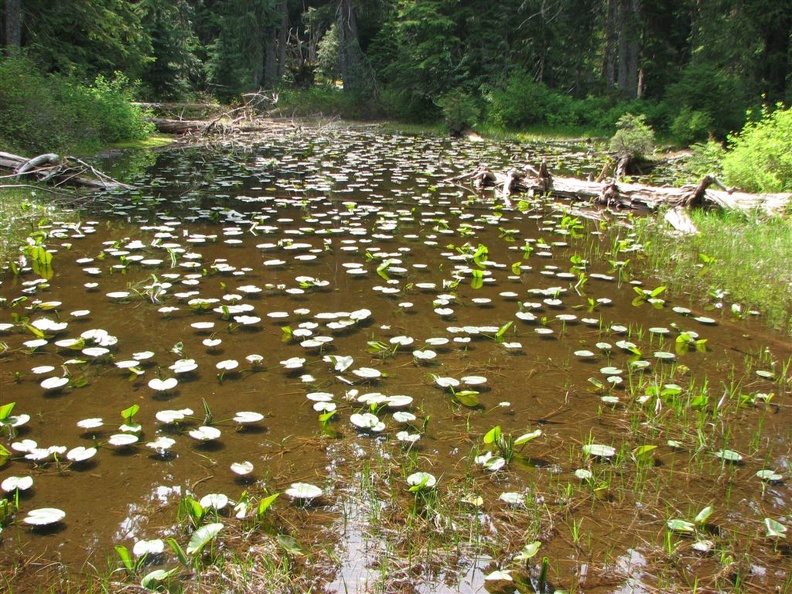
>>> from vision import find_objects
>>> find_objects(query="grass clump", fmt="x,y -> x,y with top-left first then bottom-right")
0,55 -> 153,155
634,209 -> 792,333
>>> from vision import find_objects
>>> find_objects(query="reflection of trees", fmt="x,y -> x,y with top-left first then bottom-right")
93,148 -> 159,184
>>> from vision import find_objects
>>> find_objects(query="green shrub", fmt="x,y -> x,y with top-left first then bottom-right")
682,140 -> 726,180
487,73 -> 556,128
608,113 -> 655,158
0,56 -> 152,154
722,105 -> 792,192
671,107 -> 713,145
436,89 -> 480,135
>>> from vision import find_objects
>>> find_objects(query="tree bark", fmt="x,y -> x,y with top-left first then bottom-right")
337,0 -> 363,94
4,0 -> 22,49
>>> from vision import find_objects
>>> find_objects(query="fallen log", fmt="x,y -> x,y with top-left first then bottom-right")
148,118 -> 212,135
448,163 -> 792,233
0,151 -> 132,191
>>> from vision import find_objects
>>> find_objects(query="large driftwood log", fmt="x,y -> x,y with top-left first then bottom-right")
0,151 -> 132,191
449,163 -> 792,233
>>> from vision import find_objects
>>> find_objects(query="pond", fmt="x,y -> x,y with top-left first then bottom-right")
1,124 -> 790,593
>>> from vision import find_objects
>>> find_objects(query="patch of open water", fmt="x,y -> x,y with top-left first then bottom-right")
0,126 -> 790,592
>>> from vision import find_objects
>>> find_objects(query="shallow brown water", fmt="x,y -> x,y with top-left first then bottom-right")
1,127 -> 790,593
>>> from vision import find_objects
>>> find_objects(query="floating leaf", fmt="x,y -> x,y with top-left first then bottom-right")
483,426 -> 501,445
632,444 -> 657,462
756,469 -> 783,483
694,505 -> 714,525
583,444 -> 616,458
514,429 -> 542,445
667,519 -> 695,533
764,517 -> 787,538
515,540 -> 542,561
714,449 -> 743,462
453,390 -> 480,408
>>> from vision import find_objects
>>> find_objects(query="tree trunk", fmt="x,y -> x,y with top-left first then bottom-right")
759,11 -> 791,103
603,0 -> 618,88
616,0 -> 641,98
337,0 -> 363,95
4,0 -> 23,49
276,0 -> 289,79
263,33 -> 277,87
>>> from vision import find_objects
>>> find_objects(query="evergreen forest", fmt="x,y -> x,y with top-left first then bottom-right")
1,0 -> 791,143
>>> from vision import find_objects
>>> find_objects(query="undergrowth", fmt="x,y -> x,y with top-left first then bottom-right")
0,55 -> 153,155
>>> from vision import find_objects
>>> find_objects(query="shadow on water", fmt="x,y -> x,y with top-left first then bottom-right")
1,124 -> 790,592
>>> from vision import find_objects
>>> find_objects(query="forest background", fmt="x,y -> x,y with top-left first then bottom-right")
1,0 -> 791,152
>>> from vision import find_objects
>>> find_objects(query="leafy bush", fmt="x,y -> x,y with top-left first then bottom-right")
609,113 -> 655,158
671,107 -> 713,145
487,73 -> 557,129
722,105 -> 792,192
436,89 -> 480,135
0,56 -> 152,154
681,140 -> 726,180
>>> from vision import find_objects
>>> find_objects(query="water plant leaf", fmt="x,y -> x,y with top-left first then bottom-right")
632,445 -> 657,462
121,404 -> 139,422
167,538 -> 189,566
285,482 -> 323,500
483,426 -> 502,445
23,507 -> 65,526
714,449 -> 743,463
186,522 -> 224,555
667,519 -> 695,533
515,540 -> 542,562
764,518 -> 787,538
470,269 -> 484,289
484,570 -> 512,581
514,429 -> 542,445
407,471 -> 437,491
694,506 -> 714,525
0,402 -> 15,422
472,244 -> 488,268
453,390 -> 480,408
141,568 -> 178,589
277,534 -> 303,555
257,493 -> 279,517
115,545 -> 134,573
583,444 -> 616,458
495,322 -> 513,343
756,469 -> 783,483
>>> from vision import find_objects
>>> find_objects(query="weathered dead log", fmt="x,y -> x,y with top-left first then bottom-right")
447,162 -> 792,234
450,164 -> 792,214
148,118 -> 211,135
0,151 -> 132,191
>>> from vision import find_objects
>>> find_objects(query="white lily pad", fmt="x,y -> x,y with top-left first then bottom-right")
23,507 -> 66,526
285,482 -> 323,499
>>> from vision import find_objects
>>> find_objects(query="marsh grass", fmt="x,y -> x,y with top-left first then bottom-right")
634,209 -> 792,333
0,188 -> 79,263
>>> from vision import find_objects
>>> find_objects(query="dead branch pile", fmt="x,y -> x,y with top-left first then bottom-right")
0,151 -> 132,191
